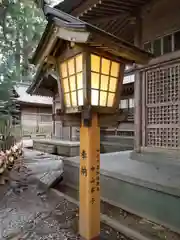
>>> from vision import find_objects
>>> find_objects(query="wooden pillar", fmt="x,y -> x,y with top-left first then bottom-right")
142,71 -> 146,147
52,95 -> 55,137
69,126 -> 72,141
134,14 -> 143,152
36,107 -> 39,133
79,112 -> 100,240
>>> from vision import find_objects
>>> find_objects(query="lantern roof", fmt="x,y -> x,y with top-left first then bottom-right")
31,5 -> 152,66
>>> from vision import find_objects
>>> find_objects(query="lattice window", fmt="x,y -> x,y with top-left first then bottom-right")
147,65 -> 179,104
147,128 -> 178,148
147,104 -> 178,125
146,63 -> 180,148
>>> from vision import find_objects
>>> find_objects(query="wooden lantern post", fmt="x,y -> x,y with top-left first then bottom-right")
29,5 -> 152,240
79,113 -> 100,239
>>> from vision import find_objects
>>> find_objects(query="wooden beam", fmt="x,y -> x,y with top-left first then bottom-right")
31,26 -> 58,65
35,87 -> 54,97
95,3 -> 130,12
79,1 -> 147,41
52,95 -> 56,136
81,11 -> 116,18
71,0 -> 101,17
101,1 -> 134,11
45,56 -> 56,65
142,71 -> 146,147
87,14 -> 125,24
142,0 -> 160,15
57,27 -> 90,43
134,13 -> 143,152
104,0 -> 141,7
109,17 -> 128,36
78,1 -> 136,20
134,12 -> 143,47
87,7 -> 126,15
105,0 -> 146,5
102,0 -> 146,10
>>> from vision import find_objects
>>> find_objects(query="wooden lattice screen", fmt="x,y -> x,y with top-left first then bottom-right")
145,63 -> 179,148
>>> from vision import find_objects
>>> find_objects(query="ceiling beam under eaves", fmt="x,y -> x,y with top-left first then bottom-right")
71,0 -> 101,17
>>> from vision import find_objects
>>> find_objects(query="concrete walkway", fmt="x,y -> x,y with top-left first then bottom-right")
69,151 -> 180,197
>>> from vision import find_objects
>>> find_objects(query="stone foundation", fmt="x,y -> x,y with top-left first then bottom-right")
33,139 -> 80,157
33,140 -> 56,154
33,136 -> 134,157
56,142 -> 80,157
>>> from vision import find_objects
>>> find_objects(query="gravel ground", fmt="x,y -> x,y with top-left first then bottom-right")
0,167 -> 80,239
0,154 -> 130,240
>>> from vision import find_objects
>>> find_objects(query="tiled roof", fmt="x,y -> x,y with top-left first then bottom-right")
15,84 -> 52,105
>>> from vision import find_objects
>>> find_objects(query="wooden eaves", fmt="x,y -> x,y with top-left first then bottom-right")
54,0 -> 156,42
31,5 -> 152,68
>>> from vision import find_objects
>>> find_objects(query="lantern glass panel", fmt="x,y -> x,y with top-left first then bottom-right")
91,89 -> 99,106
100,75 -> 109,91
90,54 -> 120,107
76,54 -> 83,72
64,93 -> 71,107
78,89 -> 84,106
63,78 -> 69,93
102,58 -> 110,75
68,58 -> 75,75
100,91 -> 108,106
109,77 -> 118,92
111,62 -> 119,77
91,72 -> 99,89
61,62 -> 68,78
107,93 -> 115,107
91,54 -> 100,72
60,54 -> 83,109
69,75 -> 76,91
71,91 -> 77,106
77,72 -> 83,89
